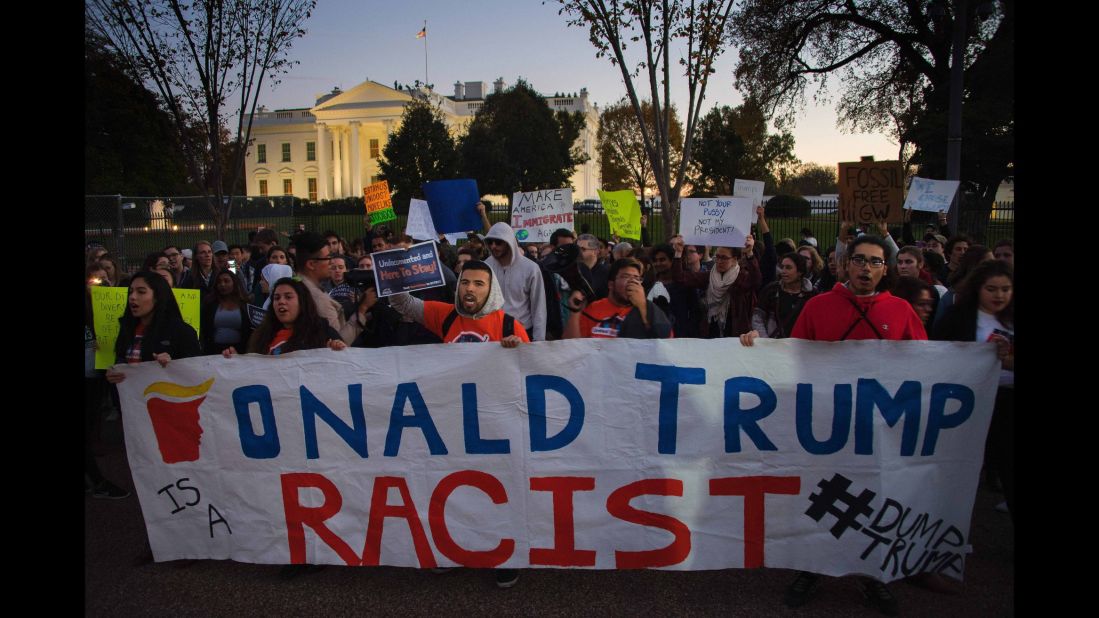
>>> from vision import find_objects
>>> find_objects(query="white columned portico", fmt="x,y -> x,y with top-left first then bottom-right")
349,121 -> 362,195
316,123 -> 330,200
332,126 -> 343,198
340,128 -> 351,197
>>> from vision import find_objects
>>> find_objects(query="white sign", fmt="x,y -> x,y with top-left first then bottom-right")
678,197 -> 754,247
732,179 -> 766,223
116,338 -> 998,583
405,198 -> 462,245
904,177 -> 961,213
510,188 -> 574,243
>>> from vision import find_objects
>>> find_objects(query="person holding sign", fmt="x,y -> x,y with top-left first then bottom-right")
105,271 -> 201,385
388,260 -> 529,346
294,232 -> 372,345
85,266 -> 128,500
563,257 -> 672,339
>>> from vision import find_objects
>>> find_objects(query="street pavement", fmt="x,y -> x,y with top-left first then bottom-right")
86,416 -> 1013,617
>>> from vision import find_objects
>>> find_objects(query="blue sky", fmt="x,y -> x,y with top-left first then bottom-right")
256,0 -> 898,168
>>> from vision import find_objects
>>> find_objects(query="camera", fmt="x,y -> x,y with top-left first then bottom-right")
345,269 -> 377,291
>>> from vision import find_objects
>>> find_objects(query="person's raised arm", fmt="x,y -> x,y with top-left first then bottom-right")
476,201 -> 491,234
562,290 -> 588,339
387,290 -> 425,325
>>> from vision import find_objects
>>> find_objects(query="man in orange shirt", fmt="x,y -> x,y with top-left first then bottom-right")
562,257 -> 673,339
389,260 -> 529,346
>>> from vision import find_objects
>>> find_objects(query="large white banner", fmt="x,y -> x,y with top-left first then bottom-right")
117,339 -> 998,582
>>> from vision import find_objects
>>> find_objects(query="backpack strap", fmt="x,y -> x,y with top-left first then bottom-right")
440,308 -> 460,340
839,296 -> 884,341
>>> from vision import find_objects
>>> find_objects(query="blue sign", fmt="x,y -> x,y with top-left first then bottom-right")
422,179 -> 482,234
371,241 -> 447,297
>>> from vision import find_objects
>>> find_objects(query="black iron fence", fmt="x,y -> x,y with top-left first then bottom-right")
85,195 -> 1014,273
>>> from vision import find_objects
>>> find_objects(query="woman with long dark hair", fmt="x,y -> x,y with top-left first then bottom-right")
223,278 -> 346,356
105,271 -> 201,384
201,270 -> 253,354
746,253 -> 816,340
933,260 -> 1014,520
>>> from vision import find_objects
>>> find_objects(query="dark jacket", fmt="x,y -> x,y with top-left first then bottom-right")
200,300 -> 253,354
931,302 -> 978,342
115,317 -> 201,364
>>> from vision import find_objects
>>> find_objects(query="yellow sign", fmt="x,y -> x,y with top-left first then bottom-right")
91,287 -> 202,369
598,189 -> 642,240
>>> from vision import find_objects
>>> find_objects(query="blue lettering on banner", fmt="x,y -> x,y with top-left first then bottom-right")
527,375 -> 585,452
723,377 -> 778,452
301,384 -> 369,459
462,383 -> 510,454
233,385 -> 280,459
796,383 -> 853,455
921,384 -> 975,456
634,363 -> 706,454
384,382 -> 448,456
855,379 -> 922,456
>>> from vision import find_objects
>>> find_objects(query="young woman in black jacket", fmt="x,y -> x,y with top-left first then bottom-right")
105,271 -> 201,385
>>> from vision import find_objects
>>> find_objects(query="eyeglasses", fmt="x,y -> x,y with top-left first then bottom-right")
714,255 -> 735,261
849,255 -> 886,268
685,249 -> 698,254
164,252 -> 181,258
616,274 -> 643,283
485,238 -> 507,246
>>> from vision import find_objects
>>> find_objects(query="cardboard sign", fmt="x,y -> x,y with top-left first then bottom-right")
679,197 -> 754,247
510,188 -> 574,242
371,241 -> 446,297
732,179 -> 766,223
363,180 -> 396,225
422,179 -> 482,234
405,198 -> 463,245
117,338 -> 999,582
837,161 -> 905,225
91,286 -> 201,369
598,189 -> 642,239
904,177 -> 961,213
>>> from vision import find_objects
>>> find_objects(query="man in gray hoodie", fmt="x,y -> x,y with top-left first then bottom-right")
483,222 -> 547,341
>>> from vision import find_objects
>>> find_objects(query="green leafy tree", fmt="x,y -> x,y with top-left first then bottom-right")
775,162 -> 839,197
459,81 -> 587,195
85,0 -> 316,240
85,34 -> 190,195
690,100 -> 797,195
556,0 -> 737,230
598,98 -> 684,195
378,98 -> 461,207
731,0 -> 1013,237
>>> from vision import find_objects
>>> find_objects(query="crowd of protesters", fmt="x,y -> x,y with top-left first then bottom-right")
84,204 -> 1013,611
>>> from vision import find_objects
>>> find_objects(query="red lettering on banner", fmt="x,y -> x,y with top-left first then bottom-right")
428,470 -> 515,568
280,473 -> 360,565
529,476 -> 597,566
709,476 -> 801,568
605,479 -> 691,568
361,476 -> 438,568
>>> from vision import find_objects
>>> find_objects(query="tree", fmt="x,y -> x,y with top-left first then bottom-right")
775,163 -> 839,197
557,0 -> 737,230
378,98 -> 461,208
85,34 -> 191,195
85,0 -> 316,240
598,98 -> 684,196
458,81 -> 587,195
690,100 -> 797,195
730,1 -> 1013,237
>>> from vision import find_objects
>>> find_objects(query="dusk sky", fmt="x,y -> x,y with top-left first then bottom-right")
256,0 -> 899,168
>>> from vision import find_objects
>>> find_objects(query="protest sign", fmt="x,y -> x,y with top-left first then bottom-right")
118,338 -> 998,582
732,179 -> 766,223
904,177 -> 961,214
598,189 -> 642,239
405,199 -> 463,245
422,179 -> 482,234
511,188 -> 574,242
838,161 -> 906,225
91,286 -> 201,369
371,241 -> 446,297
246,304 -> 266,329
363,180 -> 396,225
679,197 -> 753,247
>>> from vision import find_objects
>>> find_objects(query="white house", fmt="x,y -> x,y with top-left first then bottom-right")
245,78 -> 601,202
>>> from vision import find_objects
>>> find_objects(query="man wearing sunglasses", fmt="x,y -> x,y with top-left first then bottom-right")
483,222 -> 547,341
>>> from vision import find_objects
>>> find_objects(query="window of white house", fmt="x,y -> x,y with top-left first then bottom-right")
257,144 -> 267,163
281,143 -> 291,162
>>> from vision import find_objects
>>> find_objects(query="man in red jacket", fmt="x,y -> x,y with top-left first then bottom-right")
740,235 -> 924,615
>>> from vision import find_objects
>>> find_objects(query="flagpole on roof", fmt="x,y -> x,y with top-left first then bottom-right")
422,20 -> 428,88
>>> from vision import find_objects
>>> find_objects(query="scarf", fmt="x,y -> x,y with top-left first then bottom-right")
705,263 -> 740,331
